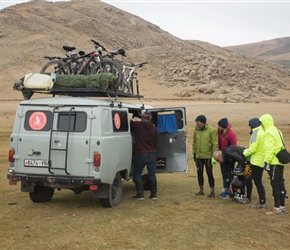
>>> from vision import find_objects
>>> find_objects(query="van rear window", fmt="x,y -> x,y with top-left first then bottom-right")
57,112 -> 87,132
112,111 -> 128,132
24,111 -> 52,131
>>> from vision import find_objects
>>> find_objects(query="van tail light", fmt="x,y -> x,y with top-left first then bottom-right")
9,180 -> 17,185
94,153 -> 101,167
9,149 -> 15,162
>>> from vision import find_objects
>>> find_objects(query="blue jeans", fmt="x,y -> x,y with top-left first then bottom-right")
220,162 -> 233,191
133,153 -> 157,183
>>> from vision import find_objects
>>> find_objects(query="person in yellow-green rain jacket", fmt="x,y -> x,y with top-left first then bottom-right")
259,114 -> 287,216
192,115 -> 218,198
243,118 -> 267,209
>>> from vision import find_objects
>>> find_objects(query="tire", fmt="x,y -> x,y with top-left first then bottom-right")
40,59 -> 71,75
92,59 -> 123,90
100,173 -> 122,208
82,59 -> 97,75
29,185 -> 54,203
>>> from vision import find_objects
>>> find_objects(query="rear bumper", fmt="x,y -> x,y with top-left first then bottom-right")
7,173 -> 101,185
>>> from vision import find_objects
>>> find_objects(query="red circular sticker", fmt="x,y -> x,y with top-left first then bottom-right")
29,112 -> 47,130
114,113 -> 121,130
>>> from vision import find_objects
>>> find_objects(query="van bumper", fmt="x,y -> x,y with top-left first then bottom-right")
7,173 -> 101,186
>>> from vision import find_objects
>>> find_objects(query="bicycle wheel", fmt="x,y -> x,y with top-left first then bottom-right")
40,60 -> 71,75
81,59 -> 98,75
92,59 -> 123,90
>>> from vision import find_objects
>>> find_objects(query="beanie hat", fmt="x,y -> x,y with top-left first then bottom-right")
248,118 -> 260,129
142,111 -> 152,120
218,118 -> 228,129
195,115 -> 206,124
144,111 -> 152,116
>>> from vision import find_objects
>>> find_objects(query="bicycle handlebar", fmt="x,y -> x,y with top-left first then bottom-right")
91,39 -> 107,51
132,62 -> 148,67
44,56 -> 63,60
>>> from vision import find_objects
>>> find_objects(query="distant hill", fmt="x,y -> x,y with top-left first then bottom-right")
0,0 -> 290,102
226,37 -> 290,68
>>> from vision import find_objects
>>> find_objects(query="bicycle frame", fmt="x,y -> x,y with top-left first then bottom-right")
121,62 -> 147,94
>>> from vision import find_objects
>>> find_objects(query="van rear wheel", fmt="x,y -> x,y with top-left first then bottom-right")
29,185 -> 54,203
100,173 -> 122,208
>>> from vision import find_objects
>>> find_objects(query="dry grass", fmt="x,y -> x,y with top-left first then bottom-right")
1,101 -> 290,249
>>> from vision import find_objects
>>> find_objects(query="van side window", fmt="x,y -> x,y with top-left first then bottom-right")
24,111 -> 53,131
57,112 -> 87,132
175,110 -> 184,129
112,111 -> 128,132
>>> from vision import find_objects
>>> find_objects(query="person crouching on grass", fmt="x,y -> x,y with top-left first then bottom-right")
213,145 -> 253,204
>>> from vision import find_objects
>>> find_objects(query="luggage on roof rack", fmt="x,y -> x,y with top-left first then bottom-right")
13,73 -> 143,99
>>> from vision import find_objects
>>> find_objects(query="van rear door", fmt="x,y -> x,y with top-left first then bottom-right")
16,105 -> 92,176
148,107 -> 188,173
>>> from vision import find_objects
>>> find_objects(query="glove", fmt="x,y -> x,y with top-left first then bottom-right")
264,162 -> 270,171
193,154 -> 196,162
245,156 -> 251,162
211,157 -> 217,165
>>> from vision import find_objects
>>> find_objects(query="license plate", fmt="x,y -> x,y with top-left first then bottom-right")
24,159 -> 49,167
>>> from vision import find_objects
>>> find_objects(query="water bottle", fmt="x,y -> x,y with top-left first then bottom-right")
51,73 -> 56,83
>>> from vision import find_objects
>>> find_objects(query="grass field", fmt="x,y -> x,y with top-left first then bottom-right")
1,101 -> 290,249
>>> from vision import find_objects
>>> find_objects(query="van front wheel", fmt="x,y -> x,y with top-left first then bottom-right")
29,185 -> 54,203
100,173 -> 122,208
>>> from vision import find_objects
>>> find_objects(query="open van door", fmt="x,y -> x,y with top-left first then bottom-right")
148,107 -> 188,173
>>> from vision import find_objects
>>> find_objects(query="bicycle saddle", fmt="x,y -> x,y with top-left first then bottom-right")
118,49 -> 126,57
62,46 -> 76,52
78,51 -> 85,56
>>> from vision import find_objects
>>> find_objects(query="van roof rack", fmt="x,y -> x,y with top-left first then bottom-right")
13,85 -> 144,100
13,72 -> 144,100
50,88 -> 144,98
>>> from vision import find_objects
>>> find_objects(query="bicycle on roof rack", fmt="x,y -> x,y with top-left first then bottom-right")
118,61 -> 148,94
40,39 -> 124,89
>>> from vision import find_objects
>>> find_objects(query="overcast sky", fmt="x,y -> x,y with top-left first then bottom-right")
1,0 -> 290,47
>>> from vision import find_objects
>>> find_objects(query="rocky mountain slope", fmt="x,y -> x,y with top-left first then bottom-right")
226,37 -> 290,69
1,0 -> 290,102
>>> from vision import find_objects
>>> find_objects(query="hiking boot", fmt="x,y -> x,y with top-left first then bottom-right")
195,191 -> 205,195
131,194 -> 145,201
251,202 -> 268,209
132,181 -> 144,200
207,192 -> 215,198
218,192 -> 229,199
280,207 -> 287,214
265,207 -> 282,216
149,181 -> 157,200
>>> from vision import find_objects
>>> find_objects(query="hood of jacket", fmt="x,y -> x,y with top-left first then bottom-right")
259,114 -> 274,130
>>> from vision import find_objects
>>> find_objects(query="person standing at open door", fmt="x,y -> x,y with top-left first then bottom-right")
130,111 -> 159,201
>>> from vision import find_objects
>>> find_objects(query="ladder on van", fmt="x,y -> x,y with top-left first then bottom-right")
48,107 -> 74,175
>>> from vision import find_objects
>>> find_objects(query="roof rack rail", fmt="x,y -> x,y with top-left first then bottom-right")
13,85 -> 144,100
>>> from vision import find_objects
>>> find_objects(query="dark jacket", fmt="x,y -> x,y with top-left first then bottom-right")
223,145 -> 247,167
130,120 -> 158,154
